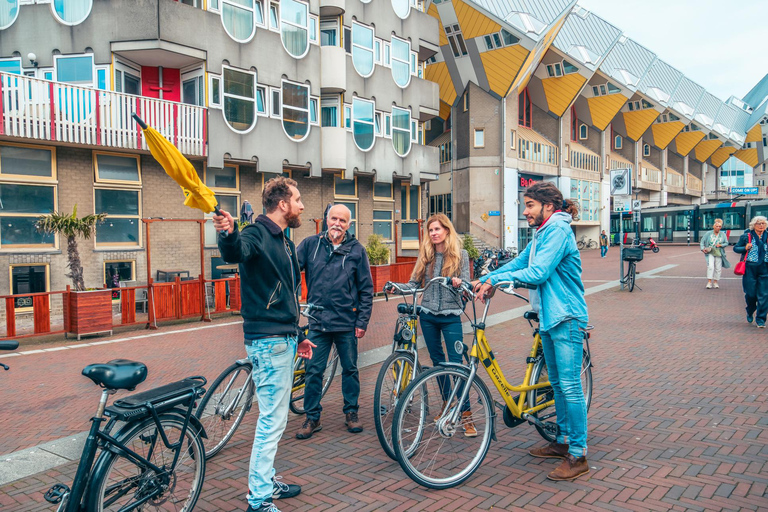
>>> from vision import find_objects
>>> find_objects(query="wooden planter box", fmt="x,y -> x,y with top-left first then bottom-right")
370,265 -> 391,294
64,289 -> 113,340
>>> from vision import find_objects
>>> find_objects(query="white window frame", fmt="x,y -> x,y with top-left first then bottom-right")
546,62 -> 563,78
390,35 -> 412,88
391,106 -> 412,157
54,53 -> 95,87
281,79 -> 311,142
309,96 -> 319,126
352,97 -> 376,152
351,21 -> 375,78
268,1 -> 279,31
270,87 -> 282,119
50,0 -> 93,26
309,14 -> 318,44
643,144 -> 651,157
256,85 -> 268,116
0,57 -> 22,75
220,0 -> 258,43
579,123 -> 588,141
321,95 -> 340,127
114,59 -> 141,94
344,104 -> 352,131
222,65 -> 258,134
320,18 -> 339,46
474,128 -> 485,148
383,41 -> 391,66
0,0 -> 19,30
383,113 -> 392,138
391,0 -> 411,20
614,135 -> 622,149
209,74 -> 222,109
181,66 -> 206,106
280,0 -> 310,59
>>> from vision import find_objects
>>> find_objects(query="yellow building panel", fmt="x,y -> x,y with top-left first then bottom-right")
734,148 -> 759,168
586,94 -> 627,131
540,73 -> 586,117
428,3 -> 448,47
425,61 -> 457,107
693,139 -> 722,163
507,14 -> 567,96
622,109 -> 659,141
673,131 -> 705,156
453,0 -> 501,39
745,124 -> 762,144
649,121 -> 684,149
479,45 -> 529,98
439,100 -> 451,120
710,147 -> 737,168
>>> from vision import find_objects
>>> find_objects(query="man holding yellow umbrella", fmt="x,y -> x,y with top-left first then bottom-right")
135,115 -> 315,512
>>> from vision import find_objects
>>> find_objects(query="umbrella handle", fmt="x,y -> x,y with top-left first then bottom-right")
131,113 -> 148,130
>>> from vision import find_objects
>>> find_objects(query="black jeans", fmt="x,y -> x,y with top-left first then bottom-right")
303,330 -> 359,421
419,311 -> 469,411
743,262 -> 768,324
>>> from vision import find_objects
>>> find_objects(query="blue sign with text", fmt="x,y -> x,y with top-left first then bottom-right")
729,187 -> 759,195
488,211 -> 500,216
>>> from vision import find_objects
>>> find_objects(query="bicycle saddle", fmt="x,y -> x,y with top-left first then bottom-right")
82,359 -> 148,391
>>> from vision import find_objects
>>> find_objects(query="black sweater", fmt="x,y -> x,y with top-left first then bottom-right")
218,215 -> 302,339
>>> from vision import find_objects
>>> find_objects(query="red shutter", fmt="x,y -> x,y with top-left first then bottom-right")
141,67 -> 181,101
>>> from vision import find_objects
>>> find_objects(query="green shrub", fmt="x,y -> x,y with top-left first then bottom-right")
463,234 -> 480,260
366,234 -> 391,266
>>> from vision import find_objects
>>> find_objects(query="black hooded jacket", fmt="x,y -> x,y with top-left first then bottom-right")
297,231 -> 374,333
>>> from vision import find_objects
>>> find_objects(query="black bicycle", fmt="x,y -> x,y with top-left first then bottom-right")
621,246 -> 644,292
0,340 -> 19,371
44,360 -> 207,511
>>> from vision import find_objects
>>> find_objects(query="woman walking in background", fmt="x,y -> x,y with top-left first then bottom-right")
700,218 -> 729,289
733,216 -> 768,327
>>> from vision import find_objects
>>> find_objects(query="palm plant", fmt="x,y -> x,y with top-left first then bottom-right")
36,205 -> 107,291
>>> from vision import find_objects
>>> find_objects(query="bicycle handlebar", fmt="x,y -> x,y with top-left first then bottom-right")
383,276 -> 456,296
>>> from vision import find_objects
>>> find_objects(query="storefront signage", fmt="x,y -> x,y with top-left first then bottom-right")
518,173 -> 542,188
729,187 -> 758,195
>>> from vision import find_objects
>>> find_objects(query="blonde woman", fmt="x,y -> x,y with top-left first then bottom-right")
395,214 -> 472,434
699,218 -> 730,289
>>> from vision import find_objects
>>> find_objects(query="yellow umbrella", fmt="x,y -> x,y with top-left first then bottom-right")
132,113 -> 219,214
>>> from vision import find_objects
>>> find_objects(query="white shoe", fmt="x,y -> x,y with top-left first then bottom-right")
706,283 -> 712,289
713,283 -> 719,289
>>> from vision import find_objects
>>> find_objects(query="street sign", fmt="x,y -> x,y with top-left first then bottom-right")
729,187 -> 759,195
632,200 -> 642,211
488,210 -> 500,216
613,195 -> 632,213
610,168 -> 631,196
633,211 -> 640,223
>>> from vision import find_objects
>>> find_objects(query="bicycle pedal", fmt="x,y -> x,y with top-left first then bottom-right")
543,421 -> 559,436
44,483 -> 70,504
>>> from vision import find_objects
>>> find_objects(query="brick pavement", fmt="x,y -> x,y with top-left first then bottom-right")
3,246 -> 768,510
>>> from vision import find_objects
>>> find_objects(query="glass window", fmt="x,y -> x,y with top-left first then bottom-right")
206,165 -> 238,190
0,0 -> 19,30
579,124 -> 588,140
0,58 -> 21,74
373,210 -> 393,240
96,68 -> 108,90
104,261 -> 134,291
334,176 -> 357,197
352,22 -> 375,78
0,145 -> 53,179
374,182 -> 393,200
256,86 -> 266,114
11,265 -> 48,309
182,75 -> 205,106
335,201 -> 357,236
205,194 -> 238,246
280,0 -> 309,58
353,98 -> 375,151
56,55 -> 94,86
643,144 -> 650,157
642,215 -> 656,231
95,189 -> 140,246
95,153 -> 140,183
209,75 -> 222,108
391,107 -> 411,157
607,82 -> 621,94
474,129 -> 484,148
614,135 -> 622,149
221,0 -> 256,42
223,67 -> 256,132
321,96 -> 339,127
52,0 -> 92,25
344,104 -> 351,129
310,97 -> 318,124
501,29 -> 518,46
391,36 -> 411,88
320,18 -> 338,46
391,0 -> 410,19
0,184 -> 56,248
271,88 -> 281,117
282,80 -> 310,141
400,184 -> 420,220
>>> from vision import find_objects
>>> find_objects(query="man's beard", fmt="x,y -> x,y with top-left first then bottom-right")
528,210 -> 544,227
286,208 -> 302,229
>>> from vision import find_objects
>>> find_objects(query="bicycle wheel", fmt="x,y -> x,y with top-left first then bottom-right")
392,366 -> 494,489
290,345 -> 339,415
588,241 -> 598,250
628,263 -> 636,292
373,351 -> 422,461
527,348 -> 593,443
577,241 -> 585,250
195,362 -> 254,459
87,413 -> 206,512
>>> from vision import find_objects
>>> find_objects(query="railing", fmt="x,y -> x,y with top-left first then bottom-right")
641,166 -> 662,184
470,220 -> 500,239
666,169 -> 684,188
389,261 -> 417,283
607,157 -> 632,173
569,147 -> 601,173
686,174 -> 702,192
0,71 -> 206,156
518,133 -> 558,165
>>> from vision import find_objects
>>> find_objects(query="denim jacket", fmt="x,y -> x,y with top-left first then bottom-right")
480,212 -> 588,332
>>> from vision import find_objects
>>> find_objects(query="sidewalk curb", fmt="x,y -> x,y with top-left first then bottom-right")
0,263 -> 676,486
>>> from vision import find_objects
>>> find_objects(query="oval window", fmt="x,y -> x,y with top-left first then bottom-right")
221,0 -> 256,43
0,0 -> 19,30
222,67 -> 257,133
391,37 -> 411,88
391,0 -> 410,19
281,0 -> 309,58
282,80 -> 310,141
52,0 -> 92,25
351,22 -> 374,78
391,107 -> 411,157
353,98 -> 375,152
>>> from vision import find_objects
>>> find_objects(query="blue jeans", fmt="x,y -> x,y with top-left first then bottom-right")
244,335 -> 297,506
600,245 -> 608,257
304,330 -> 359,420
540,319 -> 588,458
419,312 -> 469,410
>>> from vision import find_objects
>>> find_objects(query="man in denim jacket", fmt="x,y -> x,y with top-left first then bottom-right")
474,181 -> 590,481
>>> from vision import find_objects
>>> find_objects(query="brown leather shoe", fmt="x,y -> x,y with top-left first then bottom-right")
529,442 -> 569,459
547,453 -> 589,481
296,418 -> 322,439
461,411 -> 477,437
345,412 -> 363,433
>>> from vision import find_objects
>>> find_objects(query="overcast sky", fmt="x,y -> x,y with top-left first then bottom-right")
578,0 -> 767,103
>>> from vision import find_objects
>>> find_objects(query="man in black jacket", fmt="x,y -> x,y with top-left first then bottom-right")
214,176 -> 316,512
295,204 -> 374,439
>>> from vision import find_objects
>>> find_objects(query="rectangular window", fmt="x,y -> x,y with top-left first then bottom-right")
55,54 -> 94,86
94,153 -> 140,184
374,182 -> 393,200
205,194 -> 238,246
182,73 -> 205,106
271,87 -> 282,118
463,92 -> 469,112
579,124 -> 588,141
209,75 -> 222,108
310,97 -> 319,125
400,184 -> 420,245
384,113 -> 391,137
256,85 -> 267,115
104,260 -> 135,295
474,129 -> 484,148
309,15 -> 319,44
269,1 -> 280,30
374,111 -> 382,136
0,144 -> 55,180
343,27 -> 352,53
320,18 -> 339,46
205,164 -> 238,191
344,104 -> 352,130
334,175 -> 357,198
321,96 -> 340,127
518,88 -> 531,128
335,201 -> 357,237
0,183 -> 57,248
94,188 -> 141,247
0,58 -> 22,75
373,210 -> 393,240
444,25 -> 468,57
10,264 -> 49,310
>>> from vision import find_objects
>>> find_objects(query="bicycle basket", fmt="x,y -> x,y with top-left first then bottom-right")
622,247 -> 644,262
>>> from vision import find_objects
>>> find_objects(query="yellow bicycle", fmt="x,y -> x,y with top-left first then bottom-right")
391,280 -> 593,489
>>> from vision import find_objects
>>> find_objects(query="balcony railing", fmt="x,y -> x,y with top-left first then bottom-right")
518,129 -> 558,166
0,72 -> 206,156
607,156 -> 632,173
641,166 -> 662,184
686,173 -> 702,192
666,169 -> 684,188
569,145 -> 601,173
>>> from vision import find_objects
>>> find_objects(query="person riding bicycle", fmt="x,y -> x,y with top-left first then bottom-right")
472,181 -> 590,481
295,204 -> 373,439
214,176 -> 316,512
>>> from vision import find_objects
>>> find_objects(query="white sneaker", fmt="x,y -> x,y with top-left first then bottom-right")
714,283 -> 719,289
706,283 -> 712,289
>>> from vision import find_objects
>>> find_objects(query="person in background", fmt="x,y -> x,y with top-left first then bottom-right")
295,204 -> 373,439
733,216 -> 768,328
599,230 -> 609,258
699,218 -> 729,289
